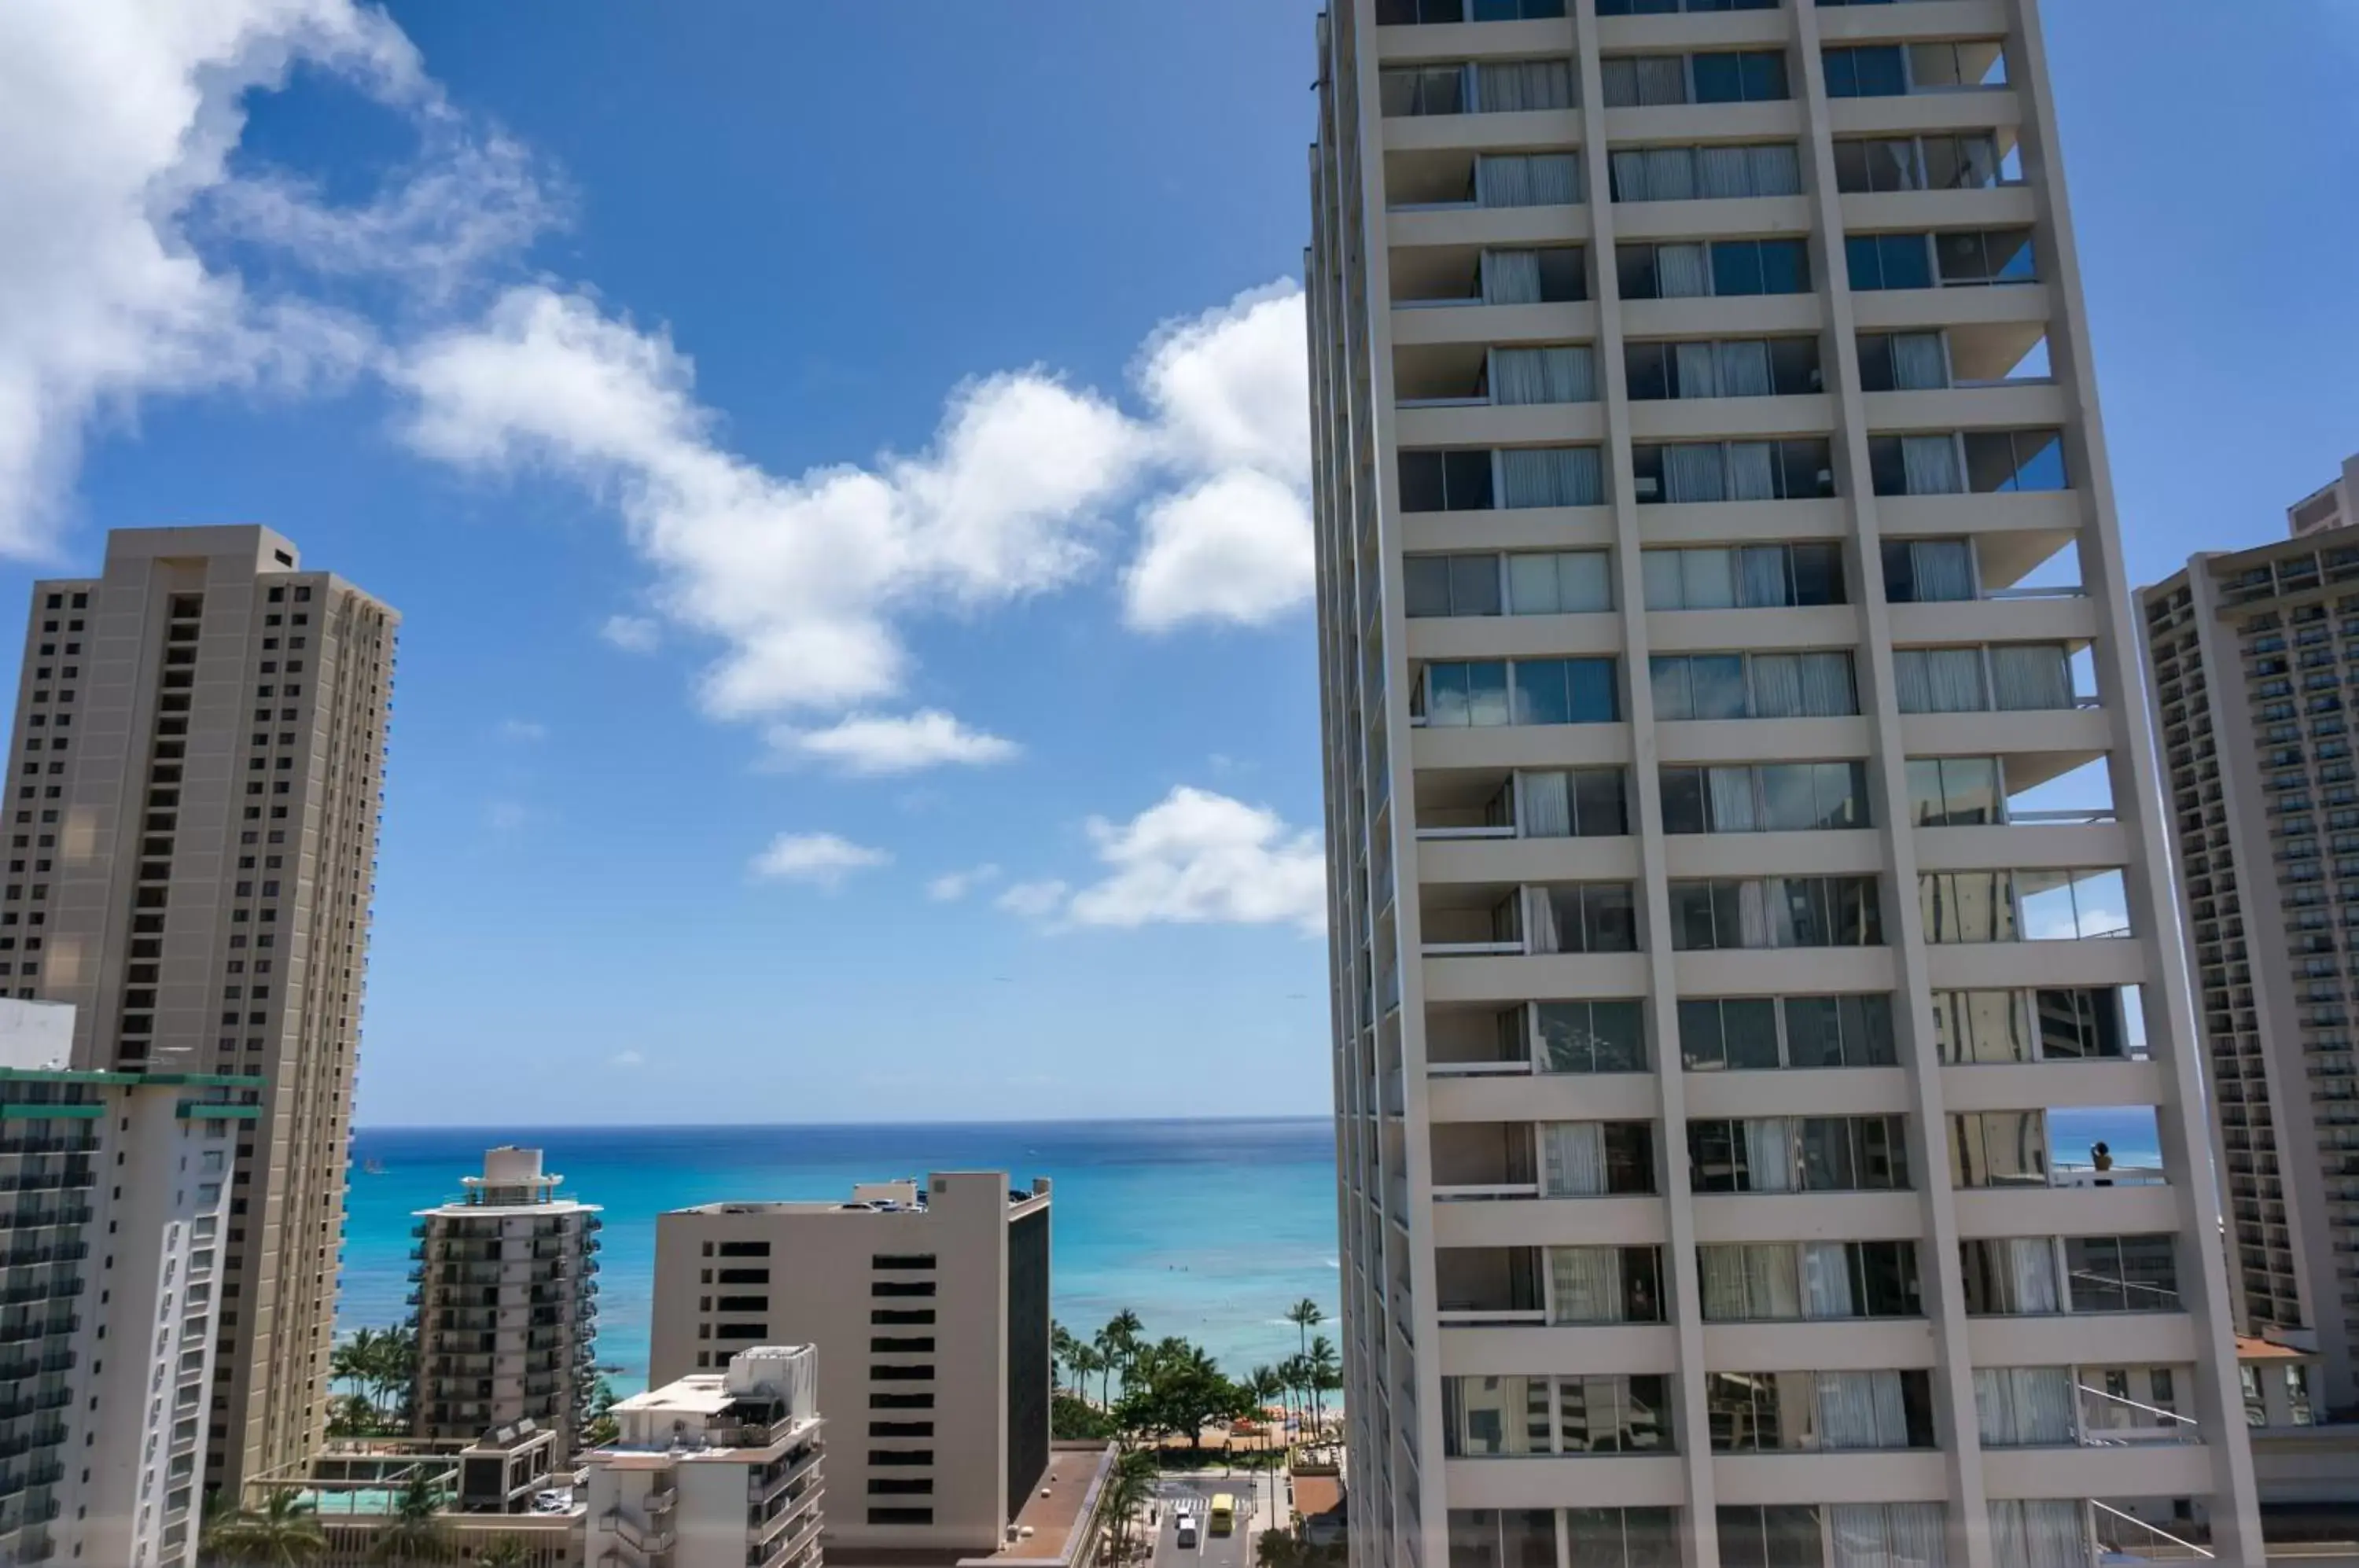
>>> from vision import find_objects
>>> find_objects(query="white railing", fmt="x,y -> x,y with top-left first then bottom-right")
1397,395 -> 1491,409
2052,1163 -> 2166,1189
2008,807 -> 2118,826
1429,1058 -> 1533,1077
2089,1498 -> 2214,1560
1415,824 -> 1515,841
1438,1308 -> 1547,1327
1393,296 -> 1483,311
1986,583 -> 2087,599
1422,940 -> 1523,957
2075,1384 -> 2201,1445
1952,374 -> 2057,389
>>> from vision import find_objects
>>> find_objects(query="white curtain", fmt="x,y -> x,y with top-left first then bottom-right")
1500,446 -> 1602,507
1816,1371 -> 1897,1450
2008,1238 -> 2060,1315
1802,1242 -> 1856,1319
1696,145 -> 1751,200
1894,647 -> 1987,713
1700,1246 -> 1750,1320
1892,331 -> 1949,389
1642,550 -> 1685,609
1902,434 -> 1963,495
1910,539 -> 1975,601
1481,248 -> 1542,305
1523,885 -> 1561,955
1636,56 -> 1687,105
1886,1504 -> 1949,1568
1478,154 -> 1579,208
1643,146 -> 1695,201
1990,1500 -> 2084,1568
1727,441 -> 1778,501
1975,1367 -> 2074,1445
1521,771 -> 1572,837
1801,652 -> 1855,716
1492,345 -> 1595,406
1663,444 -> 1726,503
1830,1505 -> 1894,1568
1611,150 -> 1651,203
1749,142 -> 1803,196
1992,643 -> 2073,710
1738,878 -> 1777,948
1739,544 -> 1788,605
1750,1244 -> 1801,1319
1542,1121 -> 1606,1196
1674,340 -> 1720,399
1655,243 -> 1710,297
1717,340 -> 1774,398
1682,547 -> 1737,608
1708,767 -> 1757,833
1529,153 -> 1582,206
1550,1246 -> 1622,1323
1476,59 -> 1573,113
1743,1117 -> 1794,1191
1558,551 -> 1611,611
1749,653 -> 1803,718
1508,552 -> 1561,613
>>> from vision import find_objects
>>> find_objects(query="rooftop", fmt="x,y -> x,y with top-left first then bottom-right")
671,1171 -> 1051,1219
592,1346 -> 821,1463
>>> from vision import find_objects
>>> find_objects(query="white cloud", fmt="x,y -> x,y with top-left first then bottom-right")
600,613 -> 661,653
1004,786 -> 1326,933
766,710 -> 1020,777
1124,468 -> 1314,631
0,0 -> 554,554
996,879 -> 1072,919
499,718 -> 547,742
927,864 -> 1002,903
609,1049 -> 645,1069
749,832 -> 889,889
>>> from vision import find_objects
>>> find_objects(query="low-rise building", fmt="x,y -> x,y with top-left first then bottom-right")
581,1344 -> 824,1568
650,1172 -> 1050,1557
0,997 -> 257,1567
409,1146 -> 602,1459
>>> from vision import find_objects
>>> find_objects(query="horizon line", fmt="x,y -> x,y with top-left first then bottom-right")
351,1111 -> 1336,1133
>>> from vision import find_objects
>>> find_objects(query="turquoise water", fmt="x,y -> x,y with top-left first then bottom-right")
342,1118 -> 1342,1394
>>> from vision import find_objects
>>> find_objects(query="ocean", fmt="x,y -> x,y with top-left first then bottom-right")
340,1107 -> 2162,1395
340,1117 -> 1344,1394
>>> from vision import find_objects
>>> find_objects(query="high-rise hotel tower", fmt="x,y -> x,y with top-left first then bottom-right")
1,526 -> 396,1496
1307,2 -> 2260,1564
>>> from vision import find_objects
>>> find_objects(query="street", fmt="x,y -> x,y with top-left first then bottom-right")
1146,1471 -> 1276,1568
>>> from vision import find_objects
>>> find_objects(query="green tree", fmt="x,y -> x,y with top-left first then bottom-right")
1069,1343 -> 1106,1411
1306,1335 -> 1340,1436
581,1378 -> 620,1448
1106,1308 -> 1144,1382
201,1489 -> 328,1566
1051,1320 -> 1080,1391
1116,1339 -> 1252,1456
1286,1299 -> 1323,1362
475,1539 -> 531,1568
368,1473 -> 450,1565
1258,1528 -> 1303,1568
1102,1449 -> 1157,1562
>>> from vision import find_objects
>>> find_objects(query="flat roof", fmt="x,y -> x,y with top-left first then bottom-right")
2238,1334 -> 2317,1363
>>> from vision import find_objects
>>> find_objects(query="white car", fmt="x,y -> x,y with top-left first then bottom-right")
1175,1507 -> 1199,1548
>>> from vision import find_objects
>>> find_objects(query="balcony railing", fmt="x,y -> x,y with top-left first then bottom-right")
1414,823 -> 1515,842
1431,1182 -> 1540,1202
1437,1307 -> 1545,1327
1422,940 -> 1523,958
2052,1163 -> 2166,1189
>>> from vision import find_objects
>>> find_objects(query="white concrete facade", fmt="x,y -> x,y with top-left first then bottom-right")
1308,3 -> 2262,1565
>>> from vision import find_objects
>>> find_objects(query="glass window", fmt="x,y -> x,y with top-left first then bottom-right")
1508,550 -> 1613,613
1964,429 -> 2067,493
1400,449 -> 1496,511
1538,999 -> 1647,1073
1406,554 -> 1504,617
1847,233 -> 1933,291
1823,45 -> 1906,98
1834,137 -> 1921,194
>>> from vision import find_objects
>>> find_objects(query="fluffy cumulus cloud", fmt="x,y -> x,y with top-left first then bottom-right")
749,832 -> 889,889
926,864 -> 1001,903
765,710 -> 1020,778
599,613 -> 661,653
1003,786 -> 1327,934
0,0 -> 557,553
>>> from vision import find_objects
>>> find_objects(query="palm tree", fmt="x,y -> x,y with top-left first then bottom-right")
1102,1448 -> 1157,1562
368,1471 -> 449,1565
476,1538 -> 530,1568
1306,1335 -> 1340,1436
1106,1308 -> 1144,1383
1286,1298 -> 1323,1362
1069,1344 -> 1106,1410
1052,1320 -> 1080,1391
1280,1353 -> 1311,1435
202,1489 -> 328,1566
1247,1364 -> 1283,1437
334,1327 -> 381,1415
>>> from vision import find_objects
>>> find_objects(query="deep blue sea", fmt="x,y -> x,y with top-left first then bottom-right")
340,1118 -> 1342,1394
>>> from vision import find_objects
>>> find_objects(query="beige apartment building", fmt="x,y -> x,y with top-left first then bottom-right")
1308,2 -> 2261,1565
650,1172 -> 1050,1558
2140,458 -> 2359,1420
0,997 -> 257,1568
581,1345 -> 825,1568
410,1147 -> 603,1460
1,525 -> 398,1496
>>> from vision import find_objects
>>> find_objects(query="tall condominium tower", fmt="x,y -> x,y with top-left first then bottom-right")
1,526 -> 397,1496
1308,3 -> 2261,1565
410,1146 -> 603,1460
2141,458 -> 2359,1420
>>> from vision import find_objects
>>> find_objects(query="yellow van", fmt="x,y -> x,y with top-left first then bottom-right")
1209,1495 -> 1236,1537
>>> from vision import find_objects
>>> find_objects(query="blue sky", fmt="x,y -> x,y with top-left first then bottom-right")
0,2 -> 2352,1125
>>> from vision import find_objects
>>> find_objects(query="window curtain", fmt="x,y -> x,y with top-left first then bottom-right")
1700,1246 -> 1750,1320
1816,1371 -> 1900,1450
1476,59 -> 1573,113
1642,551 -> 1685,609
1885,1505 -> 1950,1568
1737,878 -> 1777,948
1481,249 -> 1543,305
1892,332 -> 1949,389
1478,154 -> 1580,208
1895,647 -> 1987,713
1636,56 -> 1687,105
1749,142 -> 1802,196
1492,345 -> 1595,406
1743,1117 -> 1794,1191
1695,145 -> 1751,200
1801,653 -> 1854,716
1717,340 -> 1774,399
1523,885 -> 1562,955
1977,1367 -> 2074,1445
1750,1244 -> 1801,1319
1801,1242 -> 1856,1318
1992,644 -> 2073,710
2008,1238 -> 2059,1314
1901,435 -> 1963,495
1989,1500 -> 2083,1568
1749,654 -> 1803,719
1739,545 -> 1788,606
1501,446 -> 1603,507
1542,1121 -> 1606,1196
1642,146 -> 1695,201
1708,767 -> 1758,833
1683,547 -> 1737,609
1550,1246 -> 1622,1323
1663,444 -> 1727,503
1674,341 -> 1720,399
1521,771 -> 1573,837
1727,441 -> 1778,501
1611,150 -> 1652,203
1558,551 -> 1610,611
1910,539 -> 1975,601
1655,243 -> 1710,297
